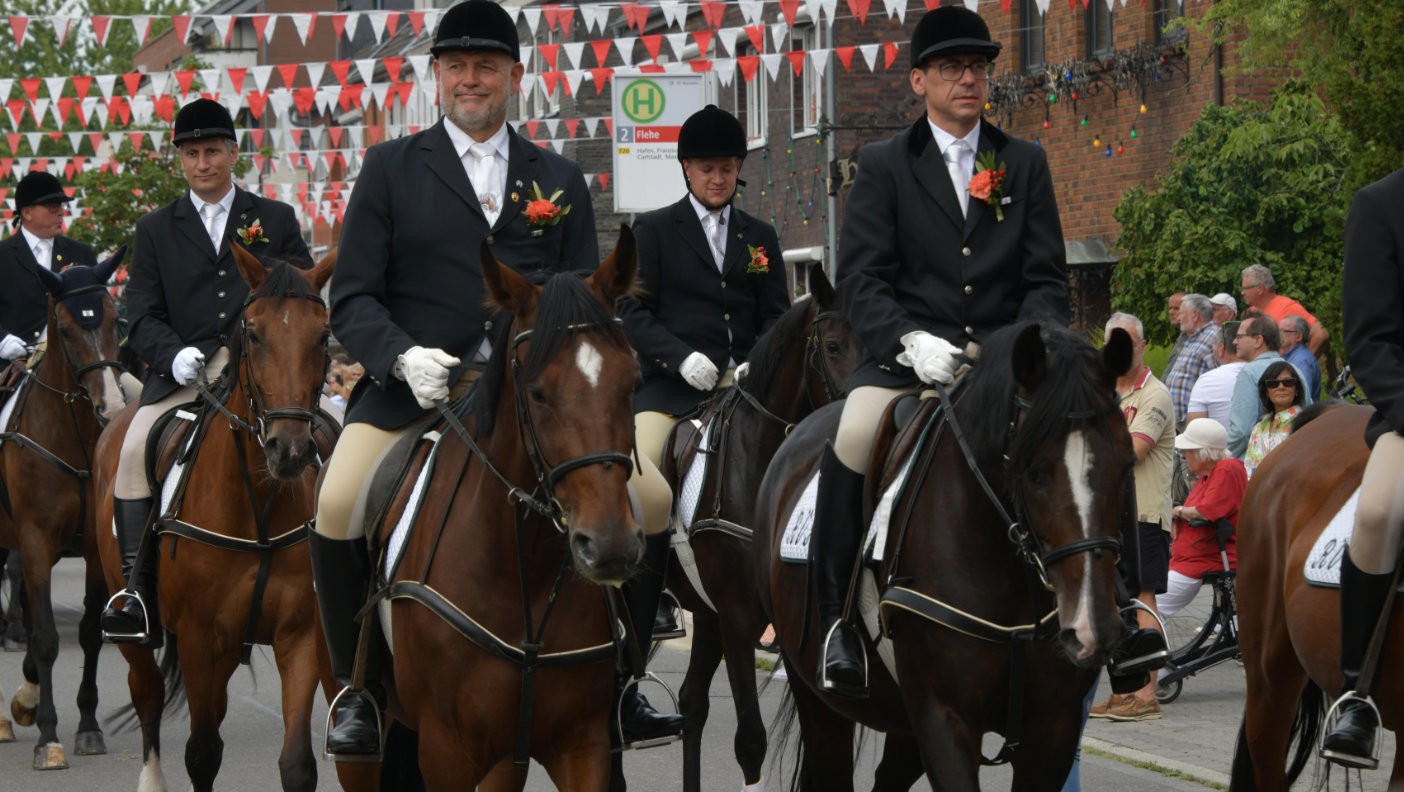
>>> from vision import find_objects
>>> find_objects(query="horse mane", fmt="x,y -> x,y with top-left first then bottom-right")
960,322 -> 1110,475
471,271 -> 628,436
1289,400 -> 1336,433
738,295 -> 811,397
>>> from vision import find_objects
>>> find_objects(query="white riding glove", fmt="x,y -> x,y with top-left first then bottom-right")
895,331 -> 960,386
171,346 -> 206,386
679,351 -> 719,392
397,345 -> 461,409
734,361 -> 750,384
0,334 -> 27,361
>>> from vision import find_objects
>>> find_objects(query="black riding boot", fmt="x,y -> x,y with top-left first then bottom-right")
616,531 -> 684,743
309,531 -> 383,760
1321,551 -> 1394,769
811,442 -> 867,699
100,497 -> 160,647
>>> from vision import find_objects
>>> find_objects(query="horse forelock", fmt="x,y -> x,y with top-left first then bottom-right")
248,259 -> 319,305
962,324 -> 1116,475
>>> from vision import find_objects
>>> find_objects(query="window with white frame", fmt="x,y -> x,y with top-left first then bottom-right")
791,24 -> 820,135
737,41 -> 767,143
1021,1 -> 1046,73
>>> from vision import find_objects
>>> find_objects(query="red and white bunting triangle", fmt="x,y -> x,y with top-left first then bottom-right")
171,16 -> 192,43
659,1 -> 687,29
713,57 -> 737,87
48,16 -> 74,48
521,7 -> 542,36
90,15 -> 112,46
857,43 -> 879,71
739,0 -> 765,26
43,76 -> 67,100
8,16 -> 29,47
614,37 -> 637,67
291,13 -> 315,45
129,15 -> 151,44
304,61 -> 326,89
355,58 -> 377,83
366,11 -> 388,44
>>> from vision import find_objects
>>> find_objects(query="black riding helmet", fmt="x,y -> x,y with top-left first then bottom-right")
677,105 -> 748,196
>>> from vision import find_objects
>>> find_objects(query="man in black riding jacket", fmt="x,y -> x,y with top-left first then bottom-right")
101,98 -> 309,646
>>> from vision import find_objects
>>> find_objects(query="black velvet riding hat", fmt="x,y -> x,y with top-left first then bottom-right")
15,171 -> 73,211
910,6 -> 1002,70
431,0 -> 521,62
172,98 -> 237,144
677,105 -> 747,161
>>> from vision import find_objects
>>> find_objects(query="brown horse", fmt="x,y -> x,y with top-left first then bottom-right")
755,322 -> 1133,791
93,245 -> 338,791
1229,402 -> 1404,790
0,250 -> 128,770
366,232 -> 640,790
659,263 -> 861,792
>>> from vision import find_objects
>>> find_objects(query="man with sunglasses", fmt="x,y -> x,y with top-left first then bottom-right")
1225,314 -> 1310,458
1,171 -> 98,369
815,5 -> 1069,697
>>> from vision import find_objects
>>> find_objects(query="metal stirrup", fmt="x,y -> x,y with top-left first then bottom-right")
322,686 -> 384,763
612,672 -> 683,753
100,589 -> 151,644
1320,691 -> 1382,770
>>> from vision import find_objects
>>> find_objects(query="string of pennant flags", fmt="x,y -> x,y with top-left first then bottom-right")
1,0 -> 1174,52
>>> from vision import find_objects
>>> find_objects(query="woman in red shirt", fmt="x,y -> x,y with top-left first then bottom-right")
1158,418 -> 1248,618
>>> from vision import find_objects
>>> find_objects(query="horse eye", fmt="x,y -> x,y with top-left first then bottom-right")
247,332 -> 262,345
1026,467 -> 1045,486
529,387 -> 549,405
825,340 -> 841,355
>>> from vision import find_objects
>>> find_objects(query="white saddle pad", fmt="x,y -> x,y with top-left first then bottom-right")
779,471 -> 821,563
0,386 -> 18,446
676,417 -> 714,530
1304,486 -> 1361,588
384,430 -> 446,584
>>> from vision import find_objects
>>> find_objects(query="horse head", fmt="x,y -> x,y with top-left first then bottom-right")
480,225 -> 643,586
1004,322 -> 1133,667
33,246 -> 129,424
803,262 -> 861,405
230,244 -> 336,481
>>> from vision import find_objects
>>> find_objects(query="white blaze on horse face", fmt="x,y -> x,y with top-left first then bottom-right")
283,310 -> 291,326
1062,429 -> 1100,660
575,340 -> 603,388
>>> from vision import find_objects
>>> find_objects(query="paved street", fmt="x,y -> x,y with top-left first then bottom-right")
0,558 -> 1396,789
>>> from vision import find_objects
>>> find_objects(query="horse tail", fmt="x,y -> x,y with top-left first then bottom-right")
1228,716 -> 1256,791
159,631 -> 188,716
102,631 -> 187,733
1285,680 -> 1325,785
768,681 -> 805,792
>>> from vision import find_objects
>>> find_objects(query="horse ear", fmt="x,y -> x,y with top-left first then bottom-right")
307,247 -> 336,292
94,244 -> 127,284
807,262 -> 836,308
1103,327 -> 1133,379
232,243 -> 269,291
1011,322 -> 1047,392
590,224 -> 639,309
481,240 -> 536,315
34,262 -> 63,297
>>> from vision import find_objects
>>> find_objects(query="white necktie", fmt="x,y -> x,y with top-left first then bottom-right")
201,203 -> 224,252
33,239 -> 52,271
469,142 -> 501,226
945,140 -> 971,218
707,213 -> 726,270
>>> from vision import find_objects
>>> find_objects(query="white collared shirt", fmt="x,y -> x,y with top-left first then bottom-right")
442,118 -> 510,206
20,226 -> 56,271
928,118 -> 982,191
688,193 -> 731,269
189,185 -> 236,252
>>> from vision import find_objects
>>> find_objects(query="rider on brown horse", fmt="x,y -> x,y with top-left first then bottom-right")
616,103 -> 790,750
313,0 -> 600,760
815,5 -> 1073,698
1323,165 -> 1404,769
101,98 -> 311,646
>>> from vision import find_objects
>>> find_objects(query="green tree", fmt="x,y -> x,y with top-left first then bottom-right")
1112,83 -> 1350,360
1201,0 -> 1404,190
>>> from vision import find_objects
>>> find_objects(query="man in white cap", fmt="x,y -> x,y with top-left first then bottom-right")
1208,293 -> 1237,326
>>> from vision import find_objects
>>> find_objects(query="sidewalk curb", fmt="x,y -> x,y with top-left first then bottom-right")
1083,736 -> 1230,788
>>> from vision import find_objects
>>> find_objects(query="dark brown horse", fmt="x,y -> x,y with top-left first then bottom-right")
659,263 -> 861,792
0,250 -> 128,770
755,322 -> 1133,791
93,245 -> 338,791
366,232 -> 641,790
1229,402 -> 1404,790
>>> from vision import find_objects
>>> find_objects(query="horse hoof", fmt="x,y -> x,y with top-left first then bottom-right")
11,698 -> 35,727
0,718 -> 14,743
73,730 -> 106,755
33,742 -> 68,770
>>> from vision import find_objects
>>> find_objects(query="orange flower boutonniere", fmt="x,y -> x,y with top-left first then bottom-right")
236,219 -> 270,244
523,181 -> 572,232
746,244 -> 769,275
968,150 -> 1008,222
